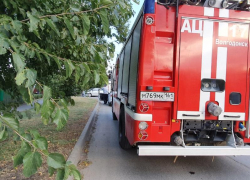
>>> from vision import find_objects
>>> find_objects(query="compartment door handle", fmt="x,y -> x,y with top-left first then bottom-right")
182,114 -> 200,117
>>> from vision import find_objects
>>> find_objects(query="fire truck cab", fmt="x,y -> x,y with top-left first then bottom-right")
112,0 -> 250,156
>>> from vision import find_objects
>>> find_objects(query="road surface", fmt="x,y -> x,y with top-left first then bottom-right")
81,103 -> 250,180
17,99 -> 43,112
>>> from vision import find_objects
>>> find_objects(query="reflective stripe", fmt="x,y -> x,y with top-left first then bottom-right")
218,22 -> 228,37
215,47 -> 227,118
199,20 -> 214,115
218,9 -> 229,37
125,106 -> 152,121
204,7 -> 214,17
219,9 -> 229,18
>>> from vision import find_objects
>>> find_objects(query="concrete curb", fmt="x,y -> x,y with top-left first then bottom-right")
67,102 -> 99,179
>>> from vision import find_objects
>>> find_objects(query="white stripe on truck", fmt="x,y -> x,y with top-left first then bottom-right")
204,7 -> 214,17
199,20 -> 214,116
215,47 -> 227,118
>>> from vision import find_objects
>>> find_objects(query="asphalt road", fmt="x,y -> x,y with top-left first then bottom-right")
82,103 -> 250,180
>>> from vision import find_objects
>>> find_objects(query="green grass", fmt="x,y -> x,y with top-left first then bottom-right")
0,97 -> 97,162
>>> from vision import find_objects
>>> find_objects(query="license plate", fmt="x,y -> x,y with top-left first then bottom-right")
140,92 -> 174,101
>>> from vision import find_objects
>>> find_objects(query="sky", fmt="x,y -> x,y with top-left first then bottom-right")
107,0 -> 144,69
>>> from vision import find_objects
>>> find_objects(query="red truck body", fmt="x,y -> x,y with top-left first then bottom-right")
112,0 -> 250,156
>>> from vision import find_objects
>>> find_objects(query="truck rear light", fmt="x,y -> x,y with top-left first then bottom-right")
201,79 -> 225,92
138,131 -> 148,140
139,122 -> 148,130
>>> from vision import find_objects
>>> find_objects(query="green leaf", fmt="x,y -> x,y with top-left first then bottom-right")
0,113 -> 19,131
41,100 -> 55,125
82,73 -> 90,87
23,152 -> 42,177
19,86 -> 33,104
45,18 -> 60,37
70,98 -> 75,106
82,63 -> 90,73
80,14 -> 90,35
13,142 -> 31,167
35,137 -> 48,150
47,153 -> 66,169
0,38 -> 9,48
72,169 -> 81,180
33,29 -> 41,39
0,127 -> 6,140
64,60 -> 75,78
53,109 -> 68,130
25,69 -> 37,87
19,8 -> 26,18
48,166 -> 56,177
0,47 -> 7,55
0,14 -> 12,23
64,18 -> 75,39
30,129 -> 40,139
15,71 -> 26,85
43,86 -> 52,102
56,169 -> 65,180
27,12 -> 40,32
99,10 -> 109,34
94,70 -> 100,85
12,52 -> 26,72
59,99 -> 68,109
100,0 -> 113,5
0,128 -> 8,141
100,73 -> 109,85
44,53 -> 51,65
53,56 -> 61,69
34,102 -> 41,114
71,4 -> 81,12
75,66 -> 81,83
51,15 -> 58,22
64,164 -> 81,180
12,20 -> 22,34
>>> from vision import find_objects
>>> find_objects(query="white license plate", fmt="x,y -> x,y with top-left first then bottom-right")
140,92 -> 174,101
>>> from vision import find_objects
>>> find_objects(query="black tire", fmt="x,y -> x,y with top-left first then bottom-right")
104,100 -> 107,104
113,112 -> 117,120
119,107 -> 132,149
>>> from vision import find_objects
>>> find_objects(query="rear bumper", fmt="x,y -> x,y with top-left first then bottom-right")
138,145 -> 250,156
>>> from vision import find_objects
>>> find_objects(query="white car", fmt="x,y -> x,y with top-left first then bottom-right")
86,88 -> 100,97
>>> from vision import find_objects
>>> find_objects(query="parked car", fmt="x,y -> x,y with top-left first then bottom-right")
86,88 -> 100,97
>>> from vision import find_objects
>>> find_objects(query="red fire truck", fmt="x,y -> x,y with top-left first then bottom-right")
111,0 -> 250,156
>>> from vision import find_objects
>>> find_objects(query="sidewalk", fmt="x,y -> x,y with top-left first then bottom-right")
17,99 -> 43,112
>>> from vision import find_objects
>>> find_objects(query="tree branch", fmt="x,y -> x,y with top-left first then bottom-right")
21,5 -> 110,22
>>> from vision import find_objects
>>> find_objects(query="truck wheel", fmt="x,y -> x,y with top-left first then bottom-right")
119,107 -> 132,149
113,112 -> 117,120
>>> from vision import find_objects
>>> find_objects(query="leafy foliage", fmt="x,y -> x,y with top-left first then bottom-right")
0,0 -> 136,179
